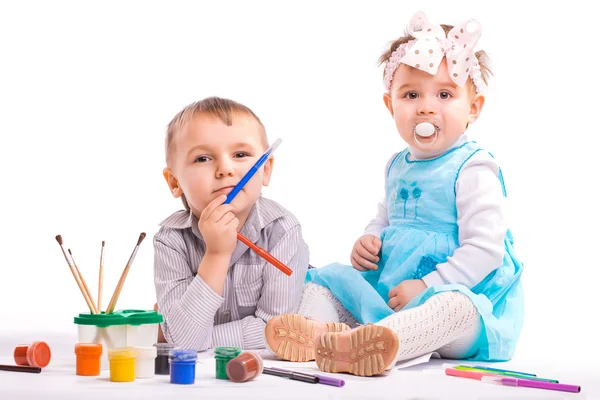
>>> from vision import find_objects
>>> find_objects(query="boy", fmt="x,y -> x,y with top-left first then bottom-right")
154,97 -> 309,351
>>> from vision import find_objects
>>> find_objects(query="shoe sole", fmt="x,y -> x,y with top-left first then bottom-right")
265,314 -> 350,362
315,324 -> 398,376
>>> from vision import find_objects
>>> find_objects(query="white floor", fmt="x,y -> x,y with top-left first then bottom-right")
0,331 -> 596,399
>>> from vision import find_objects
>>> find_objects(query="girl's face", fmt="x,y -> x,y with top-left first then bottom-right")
384,58 -> 484,157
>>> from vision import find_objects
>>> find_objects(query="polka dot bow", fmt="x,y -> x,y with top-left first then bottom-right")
384,11 -> 485,93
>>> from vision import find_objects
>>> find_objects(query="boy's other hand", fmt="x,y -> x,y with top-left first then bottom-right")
350,234 -> 381,271
199,195 -> 239,257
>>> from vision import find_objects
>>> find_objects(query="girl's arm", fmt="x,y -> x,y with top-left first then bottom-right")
422,152 -> 507,288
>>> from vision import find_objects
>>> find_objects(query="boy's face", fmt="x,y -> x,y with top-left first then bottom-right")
163,113 -> 272,218
383,58 -> 484,156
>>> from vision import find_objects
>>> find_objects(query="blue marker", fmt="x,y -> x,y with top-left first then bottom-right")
224,138 -> 282,204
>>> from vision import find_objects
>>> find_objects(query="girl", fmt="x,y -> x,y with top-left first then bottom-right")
265,11 -> 524,377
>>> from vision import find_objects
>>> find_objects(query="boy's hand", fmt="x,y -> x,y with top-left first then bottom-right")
350,234 -> 382,271
388,280 -> 427,311
198,195 -> 239,257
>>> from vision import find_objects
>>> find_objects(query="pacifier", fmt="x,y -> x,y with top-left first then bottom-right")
413,122 -> 438,148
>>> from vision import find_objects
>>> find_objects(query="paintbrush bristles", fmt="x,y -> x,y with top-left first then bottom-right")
137,232 -> 146,246
55,235 -> 63,245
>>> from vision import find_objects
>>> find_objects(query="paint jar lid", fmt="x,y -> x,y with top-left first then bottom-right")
75,343 -> 103,356
226,351 -> 264,382
73,310 -> 163,327
135,346 -> 157,359
153,342 -> 177,356
214,346 -> 241,358
169,349 -> 197,362
25,341 -> 51,368
108,347 -> 136,360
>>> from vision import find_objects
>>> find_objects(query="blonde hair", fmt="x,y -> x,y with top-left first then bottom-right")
378,24 -> 493,94
165,96 -> 268,210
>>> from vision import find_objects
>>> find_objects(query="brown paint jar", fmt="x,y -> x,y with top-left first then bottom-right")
226,351 -> 263,383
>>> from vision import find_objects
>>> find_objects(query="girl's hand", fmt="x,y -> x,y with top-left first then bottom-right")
388,280 -> 427,311
350,234 -> 382,271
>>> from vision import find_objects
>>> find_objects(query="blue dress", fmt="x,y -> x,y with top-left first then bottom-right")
306,141 -> 524,361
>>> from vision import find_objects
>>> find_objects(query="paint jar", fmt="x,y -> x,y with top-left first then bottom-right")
226,351 -> 263,383
108,347 -> 136,382
135,346 -> 157,379
14,341 -> 51,368
74,343 -> 103,376
169,349 -> 197,384
154,343 -> 177,375
74,309 -> 163,370
214,346 -> 241,380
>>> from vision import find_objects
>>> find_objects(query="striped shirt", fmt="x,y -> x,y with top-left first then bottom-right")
153,196 -> 309,351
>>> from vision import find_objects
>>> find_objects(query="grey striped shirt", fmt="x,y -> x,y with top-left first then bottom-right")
153,196 -> 309,351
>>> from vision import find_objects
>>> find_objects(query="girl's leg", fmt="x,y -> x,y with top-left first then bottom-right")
264,283 -> 357,362
297,283 -> 360,327
314,291 -> 481,376
377,290 -> 482,362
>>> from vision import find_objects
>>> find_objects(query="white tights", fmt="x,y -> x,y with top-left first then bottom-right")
297,283 -> 482,362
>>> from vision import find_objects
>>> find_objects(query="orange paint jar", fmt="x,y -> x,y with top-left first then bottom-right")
14,341 -> 51,368
75,343 -> 103,376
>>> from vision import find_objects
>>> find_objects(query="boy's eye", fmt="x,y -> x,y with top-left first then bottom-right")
404,92 -> 419,100
438,91 -> 452,100
233,152 -> 249,158
194,156 -> 210,163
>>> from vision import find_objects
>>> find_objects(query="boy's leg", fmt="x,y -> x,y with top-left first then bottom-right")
313,291 -> 481,376
264,283 -> 355,362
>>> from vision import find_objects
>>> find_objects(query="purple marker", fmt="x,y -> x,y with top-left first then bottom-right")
270,367 -> 345,387
481,376 -> 580,393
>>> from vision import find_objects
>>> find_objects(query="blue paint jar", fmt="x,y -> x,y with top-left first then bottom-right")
169,349 -> 197,384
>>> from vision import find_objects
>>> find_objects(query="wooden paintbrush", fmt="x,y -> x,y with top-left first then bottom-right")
105,233 -> 146,314
55,235 -> 98,314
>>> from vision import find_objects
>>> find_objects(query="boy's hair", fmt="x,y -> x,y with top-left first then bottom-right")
165,96 -> 268,211
378,24 -> 493,94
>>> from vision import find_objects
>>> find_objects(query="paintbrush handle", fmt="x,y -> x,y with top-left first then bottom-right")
98,264 -> 103,312
74,265 -> 98,313
106,264 -> 131,314
236,233 -> 292,276
69,266 -> 97,314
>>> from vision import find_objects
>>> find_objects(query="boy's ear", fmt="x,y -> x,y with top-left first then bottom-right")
163,168 -> 183,198
383,93 -> 394,117
261,157 -> 274,187
468,93 -> 485,124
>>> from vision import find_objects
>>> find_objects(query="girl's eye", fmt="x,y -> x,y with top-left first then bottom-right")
404,92 -> 419,99
195,156 -> 210,163
438,91 -> 452,100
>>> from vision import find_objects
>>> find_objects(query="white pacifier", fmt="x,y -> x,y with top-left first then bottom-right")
413,122 -> 438,148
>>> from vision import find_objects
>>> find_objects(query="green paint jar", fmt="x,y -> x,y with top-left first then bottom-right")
214,347 -> 241,379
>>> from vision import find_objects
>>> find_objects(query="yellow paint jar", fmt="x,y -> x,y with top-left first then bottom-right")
108,347 -> 136,382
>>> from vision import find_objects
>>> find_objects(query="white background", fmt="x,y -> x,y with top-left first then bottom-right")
0,0 -> 597,369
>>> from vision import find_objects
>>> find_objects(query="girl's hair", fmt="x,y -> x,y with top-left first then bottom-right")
378,24 -> 493,93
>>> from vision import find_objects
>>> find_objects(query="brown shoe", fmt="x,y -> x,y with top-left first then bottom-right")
265,314 -> 350,362
315,324 -> 398,376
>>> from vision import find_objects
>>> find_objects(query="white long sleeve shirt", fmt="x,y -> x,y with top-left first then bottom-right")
364,135 -> 508,289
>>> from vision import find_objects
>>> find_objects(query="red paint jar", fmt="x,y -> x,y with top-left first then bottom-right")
14,341 -> 51,368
